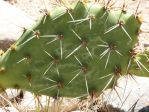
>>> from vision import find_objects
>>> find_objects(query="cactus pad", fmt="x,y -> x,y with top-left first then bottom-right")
0,1 -> 144,97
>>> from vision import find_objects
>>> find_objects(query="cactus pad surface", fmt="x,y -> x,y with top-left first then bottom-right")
0,1 -> 145,98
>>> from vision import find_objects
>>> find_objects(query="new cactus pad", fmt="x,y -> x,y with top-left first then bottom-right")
0,1 -> 147,98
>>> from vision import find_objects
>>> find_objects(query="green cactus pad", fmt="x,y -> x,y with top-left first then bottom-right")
0,1 -> 141,97
129,48 -> 149,77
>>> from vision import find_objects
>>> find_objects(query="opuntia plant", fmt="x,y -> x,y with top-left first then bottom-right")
0,0 -> 148,100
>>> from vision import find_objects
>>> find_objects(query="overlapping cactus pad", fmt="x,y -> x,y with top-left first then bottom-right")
0,1 -> 148,97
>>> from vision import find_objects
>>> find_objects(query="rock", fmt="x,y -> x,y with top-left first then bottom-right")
101,75 -> 149,112
0,39 -> 15,51
139,105 -> 149,112
0,0 -> 34,41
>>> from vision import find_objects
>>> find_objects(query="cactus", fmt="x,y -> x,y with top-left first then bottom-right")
129,48 -> 149,76
0,0 -> 147,99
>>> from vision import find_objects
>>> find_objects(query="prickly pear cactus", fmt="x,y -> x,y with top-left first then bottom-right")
129,48 -> 149,77
0,1 -> 147,98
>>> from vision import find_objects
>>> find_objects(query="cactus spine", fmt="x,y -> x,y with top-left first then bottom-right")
0,1 -> 148,98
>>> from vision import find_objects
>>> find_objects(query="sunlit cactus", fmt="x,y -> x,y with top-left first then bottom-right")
0,0 -> 148,99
